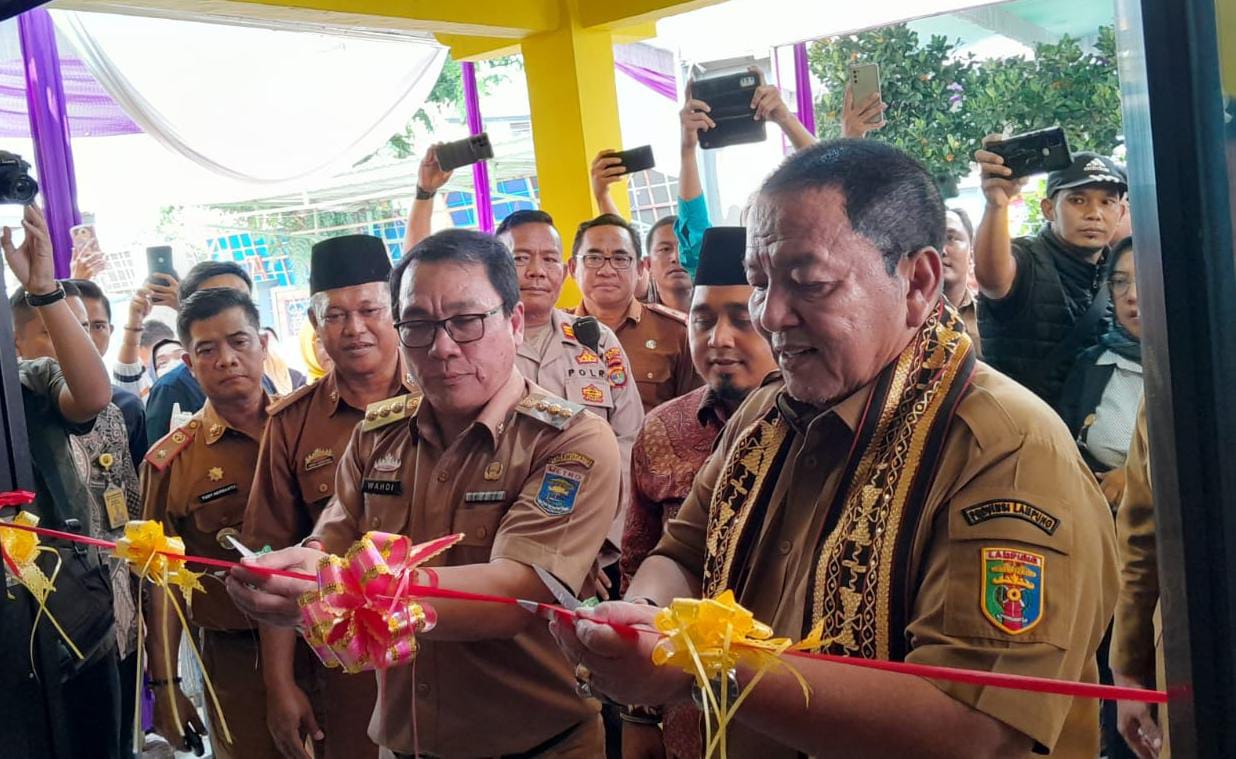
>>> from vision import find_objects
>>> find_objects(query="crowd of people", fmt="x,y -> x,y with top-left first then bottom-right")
0,70 -> 1162,759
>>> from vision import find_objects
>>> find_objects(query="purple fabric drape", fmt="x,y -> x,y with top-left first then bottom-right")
615,61 -> 676,101
793,42 -> 816,136
18,8 -> 80,276
0,56 -> 140,138
461,61 -> 493,233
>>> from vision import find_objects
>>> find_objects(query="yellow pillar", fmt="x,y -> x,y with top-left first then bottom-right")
520,2 -> 630,306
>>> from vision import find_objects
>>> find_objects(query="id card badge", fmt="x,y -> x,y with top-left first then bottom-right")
103,485 -> 128,530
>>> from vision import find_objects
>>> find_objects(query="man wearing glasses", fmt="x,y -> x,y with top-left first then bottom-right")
242,235 -> 411,759
227,229 -> 620,758
570,214 -> 701,413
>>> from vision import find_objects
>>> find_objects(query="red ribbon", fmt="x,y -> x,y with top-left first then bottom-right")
0,510 -> 1168,704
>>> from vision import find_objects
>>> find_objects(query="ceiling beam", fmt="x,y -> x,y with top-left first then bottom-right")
577,0 -> 725,30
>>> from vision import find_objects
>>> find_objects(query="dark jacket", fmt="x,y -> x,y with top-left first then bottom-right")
1058,344 -> 1116,440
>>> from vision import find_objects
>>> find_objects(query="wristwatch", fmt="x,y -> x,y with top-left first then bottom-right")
691,671 -> 739,710
25,284 -> 66,307
415,185 -> 436,201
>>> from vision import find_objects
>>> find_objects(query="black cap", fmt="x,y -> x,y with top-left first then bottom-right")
694,227 -> 748,287
309,235 -> 392,295
1046,152 -> 1127,197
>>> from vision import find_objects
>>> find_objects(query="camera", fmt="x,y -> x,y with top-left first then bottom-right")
0,151 -> 37,205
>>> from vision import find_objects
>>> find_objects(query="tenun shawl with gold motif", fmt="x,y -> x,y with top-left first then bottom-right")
702,301 -> 976,661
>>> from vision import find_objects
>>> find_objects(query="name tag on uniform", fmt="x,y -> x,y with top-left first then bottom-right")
199,484 -> 239,503
362,479 -> 403,496
103,485 -> 128,530
464,491 -> 506,504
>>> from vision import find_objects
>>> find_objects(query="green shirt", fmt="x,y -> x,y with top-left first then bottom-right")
19,357 -> 95,528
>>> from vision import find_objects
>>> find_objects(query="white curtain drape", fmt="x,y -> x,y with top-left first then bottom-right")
52,10 -> 445,186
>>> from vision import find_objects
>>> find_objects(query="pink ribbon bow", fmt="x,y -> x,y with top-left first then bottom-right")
299,531 -> 462,673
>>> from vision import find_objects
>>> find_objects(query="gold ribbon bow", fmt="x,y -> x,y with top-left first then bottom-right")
1,511 -> 84,665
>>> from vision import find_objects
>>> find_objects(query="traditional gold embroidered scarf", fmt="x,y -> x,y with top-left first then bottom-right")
703,301 -> 975,661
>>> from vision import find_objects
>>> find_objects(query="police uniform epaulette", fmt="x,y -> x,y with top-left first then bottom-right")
516,393 -> 583,429
266,380 -> 318,415
362,393 -> 420,432
644,302 -> 688,323
144,418 -> 200,472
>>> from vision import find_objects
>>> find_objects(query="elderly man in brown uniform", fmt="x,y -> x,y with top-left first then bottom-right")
242,234 -> 412,759
1111,400 -> 1166,759
142,287 -> 279,758
551,140 -> 1119,758
570,213 -> 700,413
226,229 -> 620,758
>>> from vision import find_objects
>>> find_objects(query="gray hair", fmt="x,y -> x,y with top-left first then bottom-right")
308,282 -> 391,323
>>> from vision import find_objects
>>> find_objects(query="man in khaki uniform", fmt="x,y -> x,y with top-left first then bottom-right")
1111,399 -> 1166,758
497,209 -> 643,551
142,288 -> 279,759
552,141 -> 1119,757
226,229 -> 620,757
243,235 -> 412,759
569,213 -> 700,413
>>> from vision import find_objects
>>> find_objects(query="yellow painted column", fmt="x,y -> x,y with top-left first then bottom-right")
520,1 -> 630,306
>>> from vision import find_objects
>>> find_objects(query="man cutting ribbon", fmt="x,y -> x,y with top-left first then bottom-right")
549,140 -> 1119,758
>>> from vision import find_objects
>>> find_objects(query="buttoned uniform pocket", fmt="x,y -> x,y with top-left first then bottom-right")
296,462 -> 338,508
361,488 -> 410,535
633,357 -> 673,408
942,499 -> 1073,650
451,502 -> 507,564
187,478 -> 247,536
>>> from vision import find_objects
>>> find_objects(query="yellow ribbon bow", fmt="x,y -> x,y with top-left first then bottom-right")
0,511 -> 84,663
652,590 -> 825,758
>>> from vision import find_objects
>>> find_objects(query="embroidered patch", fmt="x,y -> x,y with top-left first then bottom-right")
581,384 -> 605,404
464,491 -> 506,503
561,323 -> 575,340
604,347 -> 623,366
304,447 -> 335,471
607,365 -> 628,387
484,462 -> 503,481
548,452 -> 595,469
536,465 -> 584,516
961,500 -> 1060,536
362,479 -> 403,496
373,452 -> 401,472
575,349 -> 600,365
198,483 -> 239,503
981,548 -> 1044,635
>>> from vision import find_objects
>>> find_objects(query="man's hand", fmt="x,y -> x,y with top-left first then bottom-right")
1114,672 -> 1163,758
152,684 -> 207,751
267,681 -> 323,759
1099,467 -> 1128,510
549,601 -> 692,706
751,83 -> 793,127
418,144 -> 453,194
591,151 -> 628,201
70,245 -> 107,280
622,722 -> 666,759
975,134 -> 1028,209
147,274 -> 181,311
225,546 -> 324,627
841,83 -> 887,139
1,205 -> 56,294
680,86 -> 716,152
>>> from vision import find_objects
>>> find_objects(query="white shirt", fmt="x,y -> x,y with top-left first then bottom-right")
1086,350 -> 1144,470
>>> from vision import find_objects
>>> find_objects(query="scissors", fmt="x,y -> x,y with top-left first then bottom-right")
518,565 -> 581,620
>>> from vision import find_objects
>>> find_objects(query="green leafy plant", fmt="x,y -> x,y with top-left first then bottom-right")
809,24 -> 1124,192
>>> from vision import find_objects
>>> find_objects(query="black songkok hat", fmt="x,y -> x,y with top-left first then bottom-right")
693,227 -> 749,286
309,235 -> 393,295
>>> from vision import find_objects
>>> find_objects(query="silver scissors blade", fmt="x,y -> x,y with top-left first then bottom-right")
534,565 -> 580,611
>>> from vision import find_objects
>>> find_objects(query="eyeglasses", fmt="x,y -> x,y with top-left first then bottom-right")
578,252 -> 636,271
1108,274 -> 1136,297
394,305 -> 503,349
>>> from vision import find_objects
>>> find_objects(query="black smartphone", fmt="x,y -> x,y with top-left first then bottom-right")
691,71 -> 766,150
436,133 -> 495,173
986,127 -> 1072,179
611,145 -> 655,175
145,245 -> 179,303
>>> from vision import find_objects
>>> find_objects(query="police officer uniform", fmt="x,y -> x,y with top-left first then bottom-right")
142,401 -> 279,759
242,234 -> 412,758
311,368 -> 620,757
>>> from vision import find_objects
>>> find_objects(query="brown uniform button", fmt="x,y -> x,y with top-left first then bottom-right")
436,471 -> 450,483
476,525 -> 489,540
778,540 -> 792,555
416,682 -> 430,696
370,516 -> 381,528
318,483 -> 329,494
646,372 -> 654,379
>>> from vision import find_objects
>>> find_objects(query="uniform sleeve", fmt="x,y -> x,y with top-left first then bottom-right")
1110,400 -> 1158,680
308,425 -> 366,555
674,194 -> 711,278
903,427 -> 1118,753
619,426 -> 664,594
490,414 -> 621,595
600,329 -> 644,550
243,414 -> 308,551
